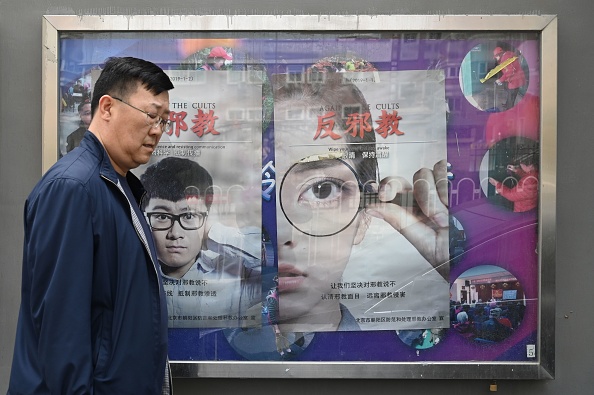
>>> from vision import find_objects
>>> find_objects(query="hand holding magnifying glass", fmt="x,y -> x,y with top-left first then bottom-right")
279,157 -> 449,280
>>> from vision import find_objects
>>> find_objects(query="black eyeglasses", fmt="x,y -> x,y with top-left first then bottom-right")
146,211 -> 208,231
112,96 -> 172,133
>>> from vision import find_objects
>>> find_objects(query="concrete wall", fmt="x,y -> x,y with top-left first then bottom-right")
1,1 -> 591,394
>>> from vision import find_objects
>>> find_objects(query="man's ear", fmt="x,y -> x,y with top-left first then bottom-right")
353,213 -> 371,245
97,95 -> 115,121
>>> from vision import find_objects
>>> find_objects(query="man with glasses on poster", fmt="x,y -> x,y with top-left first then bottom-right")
141,156 -> 261,329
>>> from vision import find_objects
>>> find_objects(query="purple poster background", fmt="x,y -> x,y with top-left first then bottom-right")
58,32 -> 540,363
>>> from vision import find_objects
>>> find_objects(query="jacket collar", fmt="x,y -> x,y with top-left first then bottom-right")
80,131 -> 147,205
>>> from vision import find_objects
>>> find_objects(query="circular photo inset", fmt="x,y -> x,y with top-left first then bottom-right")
396,328 -> 447,351
223,267 -> 315,360
223,326 -> 315,361
450,265 -> 526,343
459,43 -> 529,112
479,137 -> 539,213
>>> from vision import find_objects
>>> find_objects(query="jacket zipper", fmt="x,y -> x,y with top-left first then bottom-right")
101,175 -> 161,293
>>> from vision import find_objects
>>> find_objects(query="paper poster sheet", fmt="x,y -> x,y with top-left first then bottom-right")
272,71 -> 450,332
132,70 -> 263,328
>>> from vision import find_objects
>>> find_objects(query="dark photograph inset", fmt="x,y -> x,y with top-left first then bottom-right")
450,265 -> 526,343
396,328 -> 447,351
480,137 -> 539,213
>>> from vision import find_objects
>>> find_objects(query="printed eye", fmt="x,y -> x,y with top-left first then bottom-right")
152,213 -> 172,222
182,212 -> 199,220
311,180 -> 338,200
298,178 -> 345,208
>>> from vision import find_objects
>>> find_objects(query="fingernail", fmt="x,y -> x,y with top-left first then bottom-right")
379,184 -> 392,201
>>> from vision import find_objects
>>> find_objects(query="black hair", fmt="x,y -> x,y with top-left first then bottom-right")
272,73 -> 379,191
77,99 -> 91,113
141,157 -> 214,210
91,56 -> 174,116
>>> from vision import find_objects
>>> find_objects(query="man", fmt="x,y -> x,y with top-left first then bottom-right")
488,152 -> 539,212
493,46 -> 526,110
140,157 -> 261,328
479,307 -> 512,342
198,46 -> 232,70
8,57 -> 174,394
66,99 -> 92,153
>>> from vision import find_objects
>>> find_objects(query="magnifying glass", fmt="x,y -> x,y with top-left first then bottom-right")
279,156 -> 412,237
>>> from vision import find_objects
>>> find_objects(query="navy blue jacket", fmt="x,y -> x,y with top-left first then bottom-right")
8,132 -> 169,394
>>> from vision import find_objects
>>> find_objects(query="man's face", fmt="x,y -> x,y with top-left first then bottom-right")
79,103 -> 92,127
274,100 -> 368,325
213,57 -> 225,70
145,198 -> 208,278
107,85 -> 170,174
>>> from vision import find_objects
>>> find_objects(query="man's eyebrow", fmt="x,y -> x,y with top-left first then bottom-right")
290,160 -> 345,175
147,101 -> 170,117
147,204 -> 189,212
147,205 -> 172,212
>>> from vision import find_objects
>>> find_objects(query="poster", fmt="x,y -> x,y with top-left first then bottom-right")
272,71 -> 449,333
132,70 -> 263,329
53,26 -> 543,366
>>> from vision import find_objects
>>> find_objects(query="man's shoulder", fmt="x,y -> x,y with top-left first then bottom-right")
48,150 -> 101,184
48,133 -> 114,185
29,148 -> 105,203
501,51 -> 516,61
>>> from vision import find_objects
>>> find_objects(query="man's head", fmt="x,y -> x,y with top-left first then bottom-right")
514,146 -> 539,173
141,157 -> 214,278
490,307 -> 502,319
517,152 -> 538,167
456,311 -> 469,324
77,100 -> 92,128
89,57 -> 174,175
206,47 -> 232,70
91,57 -> 173,116
208,47 -> 232,60
493,47 -> 504,62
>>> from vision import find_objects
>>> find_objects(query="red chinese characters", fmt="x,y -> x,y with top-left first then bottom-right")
375,110 -> 404,138
314,112 -> 341,140
164,108 -> 221,139
313,110 -> 404,140
167,111 -> 188,138
191,109 -> 220,137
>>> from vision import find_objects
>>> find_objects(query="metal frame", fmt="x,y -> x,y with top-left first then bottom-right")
42,14 -> 557,379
